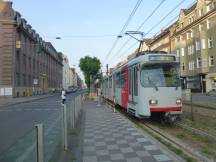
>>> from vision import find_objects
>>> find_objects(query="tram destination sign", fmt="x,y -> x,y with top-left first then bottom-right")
149,55 -> 176,62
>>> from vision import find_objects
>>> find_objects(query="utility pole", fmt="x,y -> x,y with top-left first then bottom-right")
106,64 -> 109,76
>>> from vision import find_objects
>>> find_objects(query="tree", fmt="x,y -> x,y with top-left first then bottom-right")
79,56 -> 101,89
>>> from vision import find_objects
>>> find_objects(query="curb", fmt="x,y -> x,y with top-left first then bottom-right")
0,93 -> 59,108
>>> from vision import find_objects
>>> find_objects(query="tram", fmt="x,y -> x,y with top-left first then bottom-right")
102,51 -> 182,122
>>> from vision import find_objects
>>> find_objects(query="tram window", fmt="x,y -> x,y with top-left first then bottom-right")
106,79 -> 108,88
140,64 -> 180,87
134,67 -> 138,96
116,72 -> 121,88
109,77 -> 112,88
120,71 -> 125,88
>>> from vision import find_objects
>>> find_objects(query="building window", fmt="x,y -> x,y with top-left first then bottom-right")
188,46 -> 190,55
181,48 -> 185,56
199,22 -> 205,32
199,8 -> 204,17
201,39 -> 206,49
16,51 -> 20,71
207,2 -> 215,12
16,73 -> 20,86
191,45 -> 194,54
196,40 -> 201,51
187,32 -> 190,40
188,16 -> 195,24
180,22 -> 184,28
189,62 -> 191,70
207,19 -> 212,29
189,61 -> 195,71
29,57 -> 31,71
28,75 -> 31,86
189,17 -> 192,24
197,58 -> 201,68
176,49 -> 180,57
176,36 -> 180,43
209,56 -> 214,66
182,63 -> 185,71
187,30 -> 193,40
208,37 -> 213,48
23,74 -> 26,86
188,45 -> 194,55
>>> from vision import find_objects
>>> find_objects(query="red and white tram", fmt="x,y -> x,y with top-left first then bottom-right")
102,52 -> 182,122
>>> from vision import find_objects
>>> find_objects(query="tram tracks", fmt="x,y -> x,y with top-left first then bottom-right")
138,121 -> 211,162
175,122 -> 216,142
106,101 -> 212,162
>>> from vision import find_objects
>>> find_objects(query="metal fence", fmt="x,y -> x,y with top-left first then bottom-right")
0,91 -> 86,162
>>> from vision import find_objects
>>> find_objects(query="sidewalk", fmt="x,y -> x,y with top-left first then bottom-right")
59,101 -> 184,162
0,93 -> 59,108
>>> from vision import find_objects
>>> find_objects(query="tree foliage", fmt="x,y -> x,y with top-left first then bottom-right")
79,56 -> 101,88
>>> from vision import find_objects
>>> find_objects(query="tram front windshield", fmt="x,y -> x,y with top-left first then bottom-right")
140,63 -> 180,88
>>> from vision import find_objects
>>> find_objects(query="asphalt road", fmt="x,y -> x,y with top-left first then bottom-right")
0,92 -> 82,155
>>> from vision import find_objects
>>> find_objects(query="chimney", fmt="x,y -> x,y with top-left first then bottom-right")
3,0 -> 13,7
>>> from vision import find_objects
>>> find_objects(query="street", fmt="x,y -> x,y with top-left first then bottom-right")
0,94 -> 64,154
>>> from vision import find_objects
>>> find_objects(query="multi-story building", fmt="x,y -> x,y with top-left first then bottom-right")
77,75 -> 83,88
0,1 -> 63,97
140,38 -> 153,51
148,23 -> 176,53
171,0 -> 216,92
69,68 -> 74,88
62,55 -> 71,90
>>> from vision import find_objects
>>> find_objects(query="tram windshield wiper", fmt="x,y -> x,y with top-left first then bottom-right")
148,77 -> 158,91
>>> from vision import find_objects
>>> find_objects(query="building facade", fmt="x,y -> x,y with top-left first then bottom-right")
62,56 -> 71,90
140,38 -> 153,52
148,24 -> 176,53
171,0 -> 216,92
0,1 -> 63,97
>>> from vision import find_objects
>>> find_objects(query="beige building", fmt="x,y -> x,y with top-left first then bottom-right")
140,38 -> 153,52
171,0 -> 216,92
0,1 -> 63,97
148,24 -> 176,53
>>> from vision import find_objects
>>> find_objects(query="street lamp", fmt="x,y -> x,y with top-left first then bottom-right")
56,37 -> 61,40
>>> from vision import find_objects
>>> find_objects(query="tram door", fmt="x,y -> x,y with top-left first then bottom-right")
129,65 -> 138,106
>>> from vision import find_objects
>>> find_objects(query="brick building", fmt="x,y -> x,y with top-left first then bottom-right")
0,1 -> 63,97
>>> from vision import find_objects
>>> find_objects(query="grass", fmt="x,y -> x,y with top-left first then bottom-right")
176,133 -> 185,139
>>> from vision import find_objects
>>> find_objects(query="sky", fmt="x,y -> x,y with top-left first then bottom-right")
12,0 -> 195,77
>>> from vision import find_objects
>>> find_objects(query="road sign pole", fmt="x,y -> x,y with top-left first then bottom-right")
63,104 -> 68,150
35,124 -> 44,162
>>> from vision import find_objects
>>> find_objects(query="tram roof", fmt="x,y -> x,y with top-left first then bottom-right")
110,52 -> 178,74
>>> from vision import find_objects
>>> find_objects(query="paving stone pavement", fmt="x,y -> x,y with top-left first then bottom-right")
82,101 -> 184,162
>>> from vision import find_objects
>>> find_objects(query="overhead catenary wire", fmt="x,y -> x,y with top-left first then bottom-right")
47,34 -> 118,39
107,0 -> 166,64
102,0 -> 143,64
109,0 -> 187,65
145,0 -> 186,36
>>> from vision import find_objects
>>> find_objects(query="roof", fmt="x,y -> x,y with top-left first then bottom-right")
143,38 -> 153,45
182,2 -> 197,15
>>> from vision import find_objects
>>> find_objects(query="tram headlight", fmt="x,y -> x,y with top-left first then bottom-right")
149,99 -> 158,105
176,98 -> 182,105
